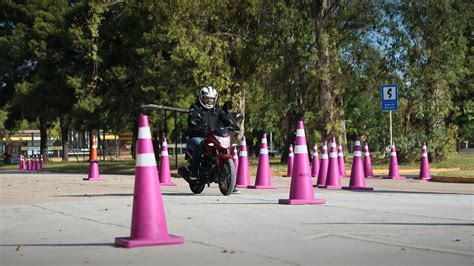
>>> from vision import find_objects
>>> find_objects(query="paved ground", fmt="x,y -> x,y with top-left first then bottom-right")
0,170 -> 473,265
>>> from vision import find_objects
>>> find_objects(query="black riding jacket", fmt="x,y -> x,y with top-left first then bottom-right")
187,101 -> 233,138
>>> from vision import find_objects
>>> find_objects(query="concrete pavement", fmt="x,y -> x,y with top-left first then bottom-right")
1,171 -> 473,265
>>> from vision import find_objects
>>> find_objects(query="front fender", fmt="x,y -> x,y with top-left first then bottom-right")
216,154 -> 232,166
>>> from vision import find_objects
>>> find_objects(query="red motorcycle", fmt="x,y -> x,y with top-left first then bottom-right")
179,126 -> 237,195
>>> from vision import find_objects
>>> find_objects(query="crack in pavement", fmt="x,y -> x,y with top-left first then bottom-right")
301,232 -> 473,257
27,204 -> 128,229
321,203 -> 472,222
188,240 -> 300,266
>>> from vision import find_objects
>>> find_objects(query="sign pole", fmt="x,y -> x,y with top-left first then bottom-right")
389,111 -> 393,146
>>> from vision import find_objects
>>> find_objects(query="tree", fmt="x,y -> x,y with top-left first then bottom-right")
384,0 -> 471,161
0,1 -> 72,159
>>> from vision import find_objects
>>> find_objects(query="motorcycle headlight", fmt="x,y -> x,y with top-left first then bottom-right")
215,135 -> 230,149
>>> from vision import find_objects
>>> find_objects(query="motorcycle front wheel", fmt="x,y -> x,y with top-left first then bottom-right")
189,180 -> 205,194
218,158 -> 236,196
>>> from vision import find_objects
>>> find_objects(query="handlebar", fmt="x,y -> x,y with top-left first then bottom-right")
226,125 -> 240,132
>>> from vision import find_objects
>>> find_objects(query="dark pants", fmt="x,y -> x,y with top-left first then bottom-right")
186,137 -> 204,175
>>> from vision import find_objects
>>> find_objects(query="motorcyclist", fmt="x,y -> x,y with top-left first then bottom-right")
185,86 -> 240,184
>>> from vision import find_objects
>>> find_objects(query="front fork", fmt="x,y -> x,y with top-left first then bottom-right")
216,152 -> 232,166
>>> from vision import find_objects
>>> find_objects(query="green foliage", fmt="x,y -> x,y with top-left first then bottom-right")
0,0 -> 470,164
0,109 -> 7,128
380,0 -> 472,161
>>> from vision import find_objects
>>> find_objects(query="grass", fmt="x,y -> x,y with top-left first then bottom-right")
430,153 -> 474,170
1,152 -> 473,182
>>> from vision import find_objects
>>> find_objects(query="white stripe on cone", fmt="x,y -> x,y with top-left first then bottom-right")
261,138 -> 267,144
138,127 -> 152,139
330,152 -> 338,158
294,145 -> 308,154
260,149 -> 268,154
161,151 -> 169,156
321,154 -> 329,159
136,153 -> 156,166
296,129 -> 305,136
239,151 -> 248,157
422,153 -> 428,157
354,151 -> 362,157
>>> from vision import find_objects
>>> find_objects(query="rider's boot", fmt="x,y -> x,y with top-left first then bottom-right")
188,158 -> 200,181
178,166 -> 192,183
189,167 -> 199,181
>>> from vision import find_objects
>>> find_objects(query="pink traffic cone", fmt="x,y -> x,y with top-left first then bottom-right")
249,133 -> 277,189
311,144 -> 319,178
315,141 -> 329,187
85,160 -> 101,181
158,137 -> 176,186
19,155 -> 25,170
85,138 -> 101,181
26,156 -> 31,171
343,137 -> 373,191
115,115 -> 184,248
417,142 -> 431,180
279,121 -> 325,205
338,144 -> 348,177
385,143 -> 405,179
363,142 -> 376,178
29,156 -> 34,170
236,136 -> 250,188
31,155 -> 37,170
31,156 -> 36,170
35,155 -> 40,170
322,137 -> 342,189
232,145 -> 239,175
286,144 -> 294,177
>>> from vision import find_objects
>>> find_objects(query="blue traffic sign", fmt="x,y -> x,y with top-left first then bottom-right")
381,84 -> 398,111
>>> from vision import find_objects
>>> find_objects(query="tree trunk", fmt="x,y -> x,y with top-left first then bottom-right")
313,0 -> 336,140
237,85 -> 245,140
152,130 -> 160,162
39,118 -> 48,160
281,110 -> 297,163
102,129 -> 106,161
340,119 -> 348,150
335,95 -> 347,149
317,38 -> 334,140
131,118 -> 138,160
60,117 -> 69,162
89,131 -> 93,162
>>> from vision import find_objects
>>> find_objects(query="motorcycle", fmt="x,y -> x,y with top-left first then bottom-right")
178,126 -> 238,196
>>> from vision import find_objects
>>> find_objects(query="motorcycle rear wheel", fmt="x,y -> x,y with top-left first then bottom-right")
218,158 -> 236,196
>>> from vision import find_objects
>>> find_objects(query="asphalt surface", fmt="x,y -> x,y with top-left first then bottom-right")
0,171 -> 473,265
